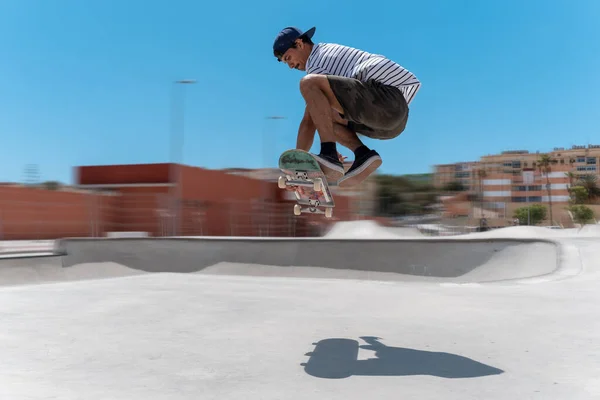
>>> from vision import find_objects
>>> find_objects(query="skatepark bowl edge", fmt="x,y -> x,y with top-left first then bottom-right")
0,235 -> 570,285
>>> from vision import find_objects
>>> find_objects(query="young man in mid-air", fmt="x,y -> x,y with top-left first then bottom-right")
273,26 -> 421,187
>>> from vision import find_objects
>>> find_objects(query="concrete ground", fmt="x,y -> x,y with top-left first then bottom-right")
0,223 -> 599,399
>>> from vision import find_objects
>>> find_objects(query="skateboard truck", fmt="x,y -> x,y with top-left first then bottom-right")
278,175 -> 332,217
278,149 -> 336,218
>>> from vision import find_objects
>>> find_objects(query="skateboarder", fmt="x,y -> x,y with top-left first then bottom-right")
273,26 -> 421,187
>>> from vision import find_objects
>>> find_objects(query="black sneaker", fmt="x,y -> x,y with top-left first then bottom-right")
312,153 -> 345,180
338,150 -> 382,187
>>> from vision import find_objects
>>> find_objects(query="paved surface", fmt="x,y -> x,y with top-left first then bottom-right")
0,223 -> 599,399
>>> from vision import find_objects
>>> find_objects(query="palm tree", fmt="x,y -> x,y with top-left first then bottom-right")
577,174 -> 600,201
565,171 -> 577,188
537,154 -> 558,225
477,169 -> 487,217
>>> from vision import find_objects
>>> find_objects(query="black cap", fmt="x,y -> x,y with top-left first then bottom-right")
273,26 -> 316,61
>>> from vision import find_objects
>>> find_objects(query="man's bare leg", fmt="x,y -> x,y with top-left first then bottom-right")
298,74 -> 348,179
299,75 -> 367,153
298,74 -> 382,185
332,112 -> 364,152
299,74 -> 344,143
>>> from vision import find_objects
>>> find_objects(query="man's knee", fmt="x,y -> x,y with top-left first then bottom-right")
299,74 -> 326,96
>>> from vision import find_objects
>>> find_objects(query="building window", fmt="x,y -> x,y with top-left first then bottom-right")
511,196 -> 541,202
515,185 -> 542,191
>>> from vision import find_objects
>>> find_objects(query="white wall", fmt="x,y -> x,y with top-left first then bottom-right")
540,172 -> 568,179
483,179 -> 512,186
483,191 -> 511,197
541,195 -> 570,202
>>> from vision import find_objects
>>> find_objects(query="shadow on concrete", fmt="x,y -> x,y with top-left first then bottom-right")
301,336 -> 504,379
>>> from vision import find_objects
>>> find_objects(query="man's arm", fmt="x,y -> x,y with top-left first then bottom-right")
296,106 -> 316,151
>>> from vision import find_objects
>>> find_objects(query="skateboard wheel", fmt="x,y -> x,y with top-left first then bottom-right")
313,179 -> 322,192
294,204 -> 302,216
325,208 -> 333,218
278,176 -> 287,189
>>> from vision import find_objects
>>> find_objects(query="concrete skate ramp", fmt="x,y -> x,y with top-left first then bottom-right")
17,236 -> 560,284
0,255 -> 146,287
324,220 -> 423,238
577,223 -> 600,237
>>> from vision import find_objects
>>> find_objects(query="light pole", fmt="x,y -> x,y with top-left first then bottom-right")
264,116 -> 287,166
169,79 -> 196,236
259,116 -> 286,236
263,116 -> 287,171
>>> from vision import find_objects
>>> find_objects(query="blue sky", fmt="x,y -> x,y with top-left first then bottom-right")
1,0 -> 598,184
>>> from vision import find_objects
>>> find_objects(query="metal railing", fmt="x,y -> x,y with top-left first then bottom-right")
0,194 -> 343,241
1,190 -> 592,244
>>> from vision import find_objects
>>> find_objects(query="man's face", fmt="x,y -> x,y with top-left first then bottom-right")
280,39 -> 311,71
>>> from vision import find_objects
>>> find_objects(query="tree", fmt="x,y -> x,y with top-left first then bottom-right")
41,181 -> 61,191
577,174 -> 600,200
568,186 -> 588,205
567,205 -> 596,225
565,171 -> 577,187
537,154 -> 558,224
374,174 -> 439,217
513,204 -> 547,226
376,184 -> 402,216
476,169 -> 487,217
443,181 -> 466,192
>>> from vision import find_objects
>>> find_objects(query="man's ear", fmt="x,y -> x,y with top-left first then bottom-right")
295,38 -> 304,48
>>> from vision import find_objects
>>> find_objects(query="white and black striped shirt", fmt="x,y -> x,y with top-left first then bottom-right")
306,43 -> 421,105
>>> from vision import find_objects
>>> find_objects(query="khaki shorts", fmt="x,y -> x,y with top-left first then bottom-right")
327,75 -> 409,140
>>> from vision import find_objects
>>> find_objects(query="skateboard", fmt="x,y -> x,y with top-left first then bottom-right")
278,149 -> 335,218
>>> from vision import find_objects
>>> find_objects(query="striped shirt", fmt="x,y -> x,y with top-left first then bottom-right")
306,43 -> 421,105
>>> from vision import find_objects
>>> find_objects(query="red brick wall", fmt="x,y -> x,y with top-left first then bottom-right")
0,186 -> 117,240
1,163 -> 362,240
76,163 -> 171,185
179,165 -> 285,236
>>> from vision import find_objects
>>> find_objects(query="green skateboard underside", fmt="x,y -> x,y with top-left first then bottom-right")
278,149 -> 335,209
279,149 -> 323,171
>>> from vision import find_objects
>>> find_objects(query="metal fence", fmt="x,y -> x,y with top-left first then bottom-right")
0,194 -> 339,241
0,189 -> 586,244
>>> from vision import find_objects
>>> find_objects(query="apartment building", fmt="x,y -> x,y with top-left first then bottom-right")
434,144 -> 600,205
433,161 -> 479,191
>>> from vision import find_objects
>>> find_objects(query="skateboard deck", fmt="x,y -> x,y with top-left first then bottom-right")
278,149 -> 335,218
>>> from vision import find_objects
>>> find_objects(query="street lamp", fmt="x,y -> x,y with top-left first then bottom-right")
170,79 -> 196,165
263,116 -> 287,166
258,116 -> 287,236
169,79 -> 196,236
